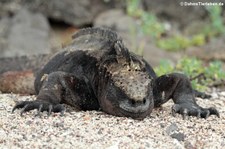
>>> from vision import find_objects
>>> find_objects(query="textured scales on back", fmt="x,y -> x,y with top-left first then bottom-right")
70,28 -> 123,60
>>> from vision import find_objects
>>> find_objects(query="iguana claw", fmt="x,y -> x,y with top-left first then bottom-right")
171,103 -> 219,119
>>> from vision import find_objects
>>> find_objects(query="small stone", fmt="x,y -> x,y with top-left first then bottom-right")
219,92 -> 225,97
211,92 -> 219,99
25,120 -> 33,125
184,141 -> 195,149
160,123 -> 166,128
53,122 -> 64,128
170,132 -> 185,141
166,123 -> 178,135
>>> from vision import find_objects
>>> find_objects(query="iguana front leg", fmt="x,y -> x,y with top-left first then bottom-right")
153,73 -> 219,119
12,71 -> 83,116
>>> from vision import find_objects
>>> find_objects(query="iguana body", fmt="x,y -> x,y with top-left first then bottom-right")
12,28 -> 219,119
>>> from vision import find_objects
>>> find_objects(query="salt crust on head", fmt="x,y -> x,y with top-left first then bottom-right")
110,64 -> 151,101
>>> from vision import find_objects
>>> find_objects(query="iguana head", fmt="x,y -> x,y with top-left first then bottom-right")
98,40 -> 154,119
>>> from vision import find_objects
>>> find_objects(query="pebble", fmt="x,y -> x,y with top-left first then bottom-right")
170,132 -> 185,141
219,91 -> 225,97
210,92 -> 219,99
166,123 -> 179,135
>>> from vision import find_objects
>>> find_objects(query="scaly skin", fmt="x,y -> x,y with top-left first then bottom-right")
12,28 -> 219,119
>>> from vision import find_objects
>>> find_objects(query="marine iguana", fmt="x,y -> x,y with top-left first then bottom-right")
11,27 -> 219,119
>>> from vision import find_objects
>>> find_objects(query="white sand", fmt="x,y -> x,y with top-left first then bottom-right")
0,90 -> 224,149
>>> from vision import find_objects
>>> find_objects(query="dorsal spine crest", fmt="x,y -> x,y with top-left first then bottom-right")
72,27 -> 121,42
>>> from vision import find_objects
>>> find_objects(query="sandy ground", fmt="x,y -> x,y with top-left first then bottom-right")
0,90 -> 224,149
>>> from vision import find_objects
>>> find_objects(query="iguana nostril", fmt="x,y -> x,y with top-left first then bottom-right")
130,98 -> 146,106
143,98 -> 146,104
131,100 -> 135,105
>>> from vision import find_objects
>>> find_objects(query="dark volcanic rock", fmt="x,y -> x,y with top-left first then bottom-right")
143,0 -> 207,28
1,9 -> 50,58
23,0 -> 115,26
94,9 -> 136,33
0,0 -> 123,27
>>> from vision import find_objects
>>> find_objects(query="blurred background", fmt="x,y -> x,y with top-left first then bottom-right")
0,0 -> 225,90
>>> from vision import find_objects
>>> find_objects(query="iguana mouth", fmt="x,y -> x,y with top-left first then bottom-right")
118,106 -> 151,119
120,110 -> 150,119
119,98 -> 150,114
